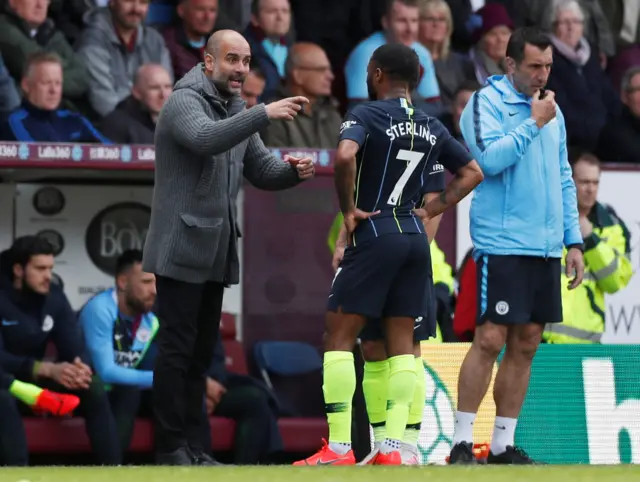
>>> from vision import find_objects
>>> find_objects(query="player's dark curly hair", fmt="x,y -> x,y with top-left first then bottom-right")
9,236 -> 55,269
370,43 -> 421,91
115,249 -> 144,278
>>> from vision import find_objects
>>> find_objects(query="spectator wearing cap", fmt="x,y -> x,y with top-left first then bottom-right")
100,64 -> 173,144
0,0 -> 87,104
545,0 -> 619,152
0,53 -> 110,143
244,0 -> 292,102
161,0 -> 219,81
262,43 -> 341,148
418,0 -> 476,111
76,0 -> 173,117
597,67 -> 640,163
444,0 -> 527,53
345,0 -> 440,111
241,66 -> 266,108
468,3 -> 514,85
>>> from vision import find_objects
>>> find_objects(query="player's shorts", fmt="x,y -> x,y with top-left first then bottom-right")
476,254 -> 562,325
359,277 -> 437,342
327,233 -> 431,320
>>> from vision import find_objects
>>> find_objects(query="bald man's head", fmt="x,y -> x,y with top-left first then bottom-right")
133,64 -> 173,118
285,42 -> 334,99
203,30 -> 252,96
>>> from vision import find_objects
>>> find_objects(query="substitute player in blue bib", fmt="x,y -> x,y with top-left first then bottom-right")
294,42 -> 483,466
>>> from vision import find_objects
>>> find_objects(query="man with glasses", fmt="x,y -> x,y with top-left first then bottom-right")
262,42 -> 342,148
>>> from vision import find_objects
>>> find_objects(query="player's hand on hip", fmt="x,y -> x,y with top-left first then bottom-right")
412,207 -> 430,224
565,247 -> 585,290
284,154 -> 315,179
531,89 -> 556,128
265,96 -> 309,121
332,245 -> 345,272
344,209 -> 380,240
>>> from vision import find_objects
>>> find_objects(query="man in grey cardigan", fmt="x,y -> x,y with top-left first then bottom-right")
143,29 -> 314,466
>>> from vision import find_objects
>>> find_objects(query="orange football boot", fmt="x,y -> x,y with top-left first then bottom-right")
373,450 -> 402,465
293,439 -> 356,466
34,390 -> 80,416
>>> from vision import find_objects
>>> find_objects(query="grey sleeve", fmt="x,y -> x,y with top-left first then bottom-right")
243,133 -> 301,190
159,44 -> 174,83
0,57 -> 19,113
166,91 -> 272,156
77,42 -> 120,116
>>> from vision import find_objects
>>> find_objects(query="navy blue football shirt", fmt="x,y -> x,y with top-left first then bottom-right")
339,98 -> 473,245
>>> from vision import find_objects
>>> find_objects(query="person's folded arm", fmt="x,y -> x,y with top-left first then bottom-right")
461,92 -> 541,176
80,303 -> 152,388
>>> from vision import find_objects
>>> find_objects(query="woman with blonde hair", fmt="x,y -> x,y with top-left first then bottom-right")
418,0 -> 476,111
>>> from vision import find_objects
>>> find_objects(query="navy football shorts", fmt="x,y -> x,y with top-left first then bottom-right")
476,254 -> 562,325
327,233 -> 432,321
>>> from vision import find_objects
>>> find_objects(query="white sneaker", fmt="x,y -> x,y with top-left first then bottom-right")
400,443 -> 420,465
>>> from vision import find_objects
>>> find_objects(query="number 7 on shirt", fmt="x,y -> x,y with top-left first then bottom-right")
387,149 -> 426,205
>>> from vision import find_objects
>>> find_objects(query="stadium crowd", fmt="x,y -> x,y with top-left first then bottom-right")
0,0 -> 636,466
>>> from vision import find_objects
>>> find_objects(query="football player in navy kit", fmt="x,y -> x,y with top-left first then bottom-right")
294,43 -> 483,466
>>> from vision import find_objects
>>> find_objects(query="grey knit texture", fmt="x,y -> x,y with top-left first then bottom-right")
143,64 -> 301,284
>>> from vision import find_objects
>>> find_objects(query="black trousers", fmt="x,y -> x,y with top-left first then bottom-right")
214,383 -> 282,464
0,377 -> 121,466
109,386 -> 212,456
153,276 -> 224,453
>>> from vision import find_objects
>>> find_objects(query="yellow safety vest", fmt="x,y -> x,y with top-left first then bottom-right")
544,203 -> 632,344
327,213 -> 453,343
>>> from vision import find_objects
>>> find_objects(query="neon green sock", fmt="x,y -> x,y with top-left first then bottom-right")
323,351 -> 355,444
9,379 -> 43,406
385,355 -> 417,441
403,357 -> 426,446
363,360 -> 389,443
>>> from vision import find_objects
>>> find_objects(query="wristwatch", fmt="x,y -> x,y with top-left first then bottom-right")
567,243 -> 585,253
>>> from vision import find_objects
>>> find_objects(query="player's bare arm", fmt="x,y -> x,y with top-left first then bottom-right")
334,139 -> 380,235
424,161 -> 483,219
422,192 -> 443,243
332,224 -> 348,271
334,139 -> 359,213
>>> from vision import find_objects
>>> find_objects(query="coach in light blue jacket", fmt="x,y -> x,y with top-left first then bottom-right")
460,77 -> 582,259
447,28 -> 586,466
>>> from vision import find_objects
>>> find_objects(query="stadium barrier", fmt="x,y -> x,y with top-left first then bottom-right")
416,343 -> 640,465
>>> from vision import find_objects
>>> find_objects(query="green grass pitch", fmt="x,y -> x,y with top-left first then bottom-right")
0,465 -> 638,482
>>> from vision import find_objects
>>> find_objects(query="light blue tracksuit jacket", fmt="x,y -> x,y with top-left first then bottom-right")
459,75 -> 581,259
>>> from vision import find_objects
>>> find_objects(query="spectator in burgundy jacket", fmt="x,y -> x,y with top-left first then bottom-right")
162,0 -> 219,81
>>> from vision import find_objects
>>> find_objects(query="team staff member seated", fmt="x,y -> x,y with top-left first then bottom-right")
79,250 -> 187,460
544,152 -> 633,344
0,236 -> 120,465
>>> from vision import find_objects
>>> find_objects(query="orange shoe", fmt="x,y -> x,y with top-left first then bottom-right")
34,390 -> 80,416
293,439 -> 356,466
374,450 -> 402,465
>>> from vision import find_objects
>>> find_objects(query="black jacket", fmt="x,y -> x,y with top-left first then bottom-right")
0,250 -> 84,380
99,96 -> 156,145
